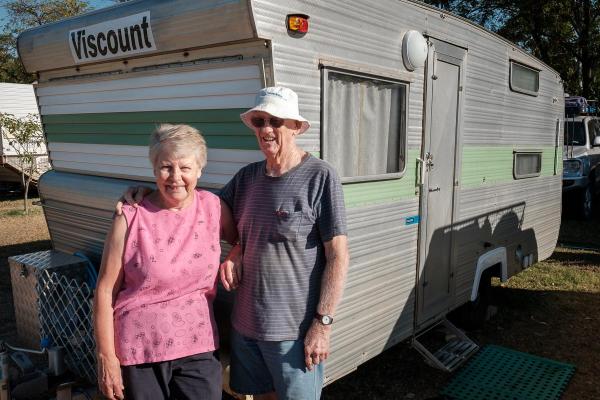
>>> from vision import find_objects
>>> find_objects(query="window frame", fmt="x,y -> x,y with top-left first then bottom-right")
513,150 -> 543,179
509,61 -> 540,97
320,66 -> 409,183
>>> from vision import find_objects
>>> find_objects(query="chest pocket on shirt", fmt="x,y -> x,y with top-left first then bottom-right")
270,209 -> 316,242
270,210 -> 302,242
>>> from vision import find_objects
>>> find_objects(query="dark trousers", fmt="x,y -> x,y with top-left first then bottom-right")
121,352 -> 222,400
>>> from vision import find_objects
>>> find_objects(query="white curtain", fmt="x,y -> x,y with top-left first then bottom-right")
324,72 -> 404,179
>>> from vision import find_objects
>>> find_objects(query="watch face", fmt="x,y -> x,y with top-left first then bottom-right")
321,315 -> 333,325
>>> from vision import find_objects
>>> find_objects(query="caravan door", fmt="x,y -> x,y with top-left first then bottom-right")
417,39 -> 466,327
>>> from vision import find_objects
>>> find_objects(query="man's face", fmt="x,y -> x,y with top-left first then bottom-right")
250,111 -> 299,159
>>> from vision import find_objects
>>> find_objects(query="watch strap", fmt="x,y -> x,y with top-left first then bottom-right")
315,312 -> 334,325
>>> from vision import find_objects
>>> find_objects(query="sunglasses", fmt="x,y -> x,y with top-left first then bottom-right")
250,116 -> 285,128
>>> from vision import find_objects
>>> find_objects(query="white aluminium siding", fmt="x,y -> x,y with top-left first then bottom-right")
37,65 -> 262,115
40,63 -> 265,185
0,83 -> 45,158
0,83 -> 39,117
326,199 -> 419,382
49,143 -> 264,187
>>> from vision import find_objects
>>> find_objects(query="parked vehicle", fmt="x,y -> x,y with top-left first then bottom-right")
0,83 -> 49,191
565,95 -> 589,116
17,0 -> 563,384
563,113 -> 600,219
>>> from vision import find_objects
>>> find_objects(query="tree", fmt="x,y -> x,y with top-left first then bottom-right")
1,0 -> 91,83
0,113 -> 44,214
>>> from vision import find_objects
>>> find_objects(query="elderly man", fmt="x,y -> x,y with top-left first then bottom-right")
219,86 -> 349,400
120,87 -> 349,399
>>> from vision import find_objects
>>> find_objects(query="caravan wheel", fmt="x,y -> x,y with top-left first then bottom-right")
448,270 -> 494,331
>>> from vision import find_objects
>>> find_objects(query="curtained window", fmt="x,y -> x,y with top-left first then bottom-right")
322,68 -> 407,182
513,151 -> 542,179
510,61 -> 539,96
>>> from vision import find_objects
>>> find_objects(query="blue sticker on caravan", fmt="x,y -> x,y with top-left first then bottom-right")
405,216 -> 420,225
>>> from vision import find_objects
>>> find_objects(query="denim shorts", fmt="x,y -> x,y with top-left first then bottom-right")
230,329 -> 324,399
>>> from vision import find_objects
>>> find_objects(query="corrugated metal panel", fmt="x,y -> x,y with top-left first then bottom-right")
37,65 -> 262,115
38,64 -> 263,184
48,142 -> 263,186
326,200 -> 419,382
18,0 -> 256,73
38,171 -> 130,256
460,43 -> 563,146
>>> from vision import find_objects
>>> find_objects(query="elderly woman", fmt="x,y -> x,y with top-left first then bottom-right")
120,87 -> 349,400
94,124 -> 236,400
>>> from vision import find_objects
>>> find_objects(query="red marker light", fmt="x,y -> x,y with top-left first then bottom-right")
287,14 -> 309,34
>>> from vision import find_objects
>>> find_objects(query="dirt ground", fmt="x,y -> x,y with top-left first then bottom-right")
1,193 -> 599,399
0,194 -> 50,343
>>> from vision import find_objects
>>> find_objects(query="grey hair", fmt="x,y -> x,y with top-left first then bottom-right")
149,124 -> 207,169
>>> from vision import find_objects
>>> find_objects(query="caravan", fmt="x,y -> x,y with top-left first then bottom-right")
17,0 -> 563,383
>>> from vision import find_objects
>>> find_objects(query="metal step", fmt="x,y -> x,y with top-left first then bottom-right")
412,318 -> 479,372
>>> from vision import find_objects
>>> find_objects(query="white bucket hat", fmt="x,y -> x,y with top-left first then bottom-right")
240,86 -> 310,134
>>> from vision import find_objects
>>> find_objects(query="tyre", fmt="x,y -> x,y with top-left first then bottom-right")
578,184 -> 594,220
448,270 -> 494,331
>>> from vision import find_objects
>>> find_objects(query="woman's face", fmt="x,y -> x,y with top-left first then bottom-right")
250,111 -> 299,159
154,147 -> 200,206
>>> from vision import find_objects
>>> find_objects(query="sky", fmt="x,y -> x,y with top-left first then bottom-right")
0,0 -> 115,27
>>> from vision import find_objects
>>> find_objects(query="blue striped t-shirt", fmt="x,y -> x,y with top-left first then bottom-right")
220,154 -> 347,340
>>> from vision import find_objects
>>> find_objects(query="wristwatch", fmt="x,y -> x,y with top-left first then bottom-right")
315,313 -> 334,325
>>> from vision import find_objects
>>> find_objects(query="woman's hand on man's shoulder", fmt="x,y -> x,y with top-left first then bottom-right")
115,185 -> 153,215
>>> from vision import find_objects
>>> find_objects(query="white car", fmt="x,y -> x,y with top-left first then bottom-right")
563,115 -> 600,219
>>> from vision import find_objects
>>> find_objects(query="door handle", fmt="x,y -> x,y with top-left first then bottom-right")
428,187 -> 440,192
417,157 -> 426,187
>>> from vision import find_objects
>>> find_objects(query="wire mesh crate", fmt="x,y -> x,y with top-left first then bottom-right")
8,250 -> 97,382
38,269 -> 96,383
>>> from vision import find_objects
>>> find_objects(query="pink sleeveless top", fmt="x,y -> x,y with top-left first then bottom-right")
114,189 -> 221,366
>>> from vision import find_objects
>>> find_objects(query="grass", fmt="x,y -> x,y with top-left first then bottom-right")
472,245 -> 600,400
498,250 -> 600,292
0,208 -> 42,217
0,195 -> 43,217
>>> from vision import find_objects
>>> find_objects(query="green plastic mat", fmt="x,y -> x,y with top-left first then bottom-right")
440,345 -> 575,400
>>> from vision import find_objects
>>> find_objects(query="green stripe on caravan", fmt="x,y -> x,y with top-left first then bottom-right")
343,147 -> 559,207
343,149 -> 420,207
42,109 -> 259,150
461,146 -> 558,188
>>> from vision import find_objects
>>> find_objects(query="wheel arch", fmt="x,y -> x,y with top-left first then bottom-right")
470,247 -> 507,302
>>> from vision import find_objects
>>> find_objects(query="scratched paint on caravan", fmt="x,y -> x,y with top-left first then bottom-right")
69,11 -> 156,63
